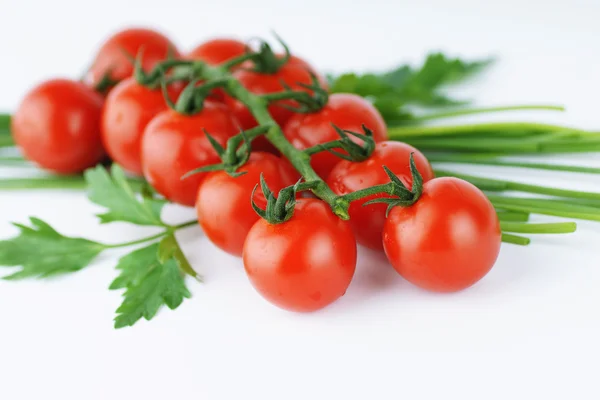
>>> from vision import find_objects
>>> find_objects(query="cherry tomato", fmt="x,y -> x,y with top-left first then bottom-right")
283,93 -> 387,178
85,28 -> 179,90
196,152 -> 299,256
187,38 -> 247,65
11,79 -> 105,174
101,78 -> 182,175
141,101 -> 239,206
383,177 -> 502,292
243,198 -> 357,312
327,141 -> 434,250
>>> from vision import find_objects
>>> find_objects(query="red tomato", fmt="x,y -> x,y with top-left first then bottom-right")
327,141 -> 434,250
85,28 -> 179,90
141,101 -> 239,206
101,78 -> 182,175
283,93 -> 387,178
243,198 -> 357,312
383,177 -> 502,292
11,79 -> 105,174
187,38 -> 247,65
196,152 -> 299,256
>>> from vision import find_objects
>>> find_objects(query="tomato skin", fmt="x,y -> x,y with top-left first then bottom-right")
11,79 -> 105,174
383,177 -> 502,293
243,199 -> 357,312
101,78 -> 182,175
187,38 -> 247,65
141,101 -> 239,206
196,152 -> 299,256
283,93 -> 388,178
85,28 -> 179,89
327,141 -> 434,250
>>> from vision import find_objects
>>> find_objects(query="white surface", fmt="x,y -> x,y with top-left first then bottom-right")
1,1 -> 600,399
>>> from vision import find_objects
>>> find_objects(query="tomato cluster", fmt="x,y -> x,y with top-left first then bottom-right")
10,27 -> 502,314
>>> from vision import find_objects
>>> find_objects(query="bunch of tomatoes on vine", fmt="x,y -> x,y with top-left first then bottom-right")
9,27 -> 502,313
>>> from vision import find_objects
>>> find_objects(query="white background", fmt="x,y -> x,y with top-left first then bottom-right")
1,1 -> 600,399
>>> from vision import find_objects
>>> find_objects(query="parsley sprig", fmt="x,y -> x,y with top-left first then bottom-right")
329,52 -> 493,125
0,164 -> 199,328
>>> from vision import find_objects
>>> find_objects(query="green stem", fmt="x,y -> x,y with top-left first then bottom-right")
0,176 -> 144,191
103,219 -> 198,249
501,233 -> 531,246
410,105 -> 565,123
388,122 -> 587,139
196,63 -> 347,218
0,135 -> 14,147
435,169 -> 600,200
500,221 -> 577,234
496,210 -> 530,222
0,113 -> 10,130
104,231 -> 167,249
488,196 -> 600,222
428,155 -> 600,174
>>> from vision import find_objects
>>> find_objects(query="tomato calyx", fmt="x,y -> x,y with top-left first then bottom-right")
304,124 -> 376,162
92,71 -> 120,94
247,34 -> 291,74
364,153 -> 425,215
182,125 -> 272,180
261,72 -> 329,113
251,174 -> 302,224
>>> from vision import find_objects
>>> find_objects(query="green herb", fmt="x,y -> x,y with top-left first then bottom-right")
111,241 -> 192,329
329,53 -> 493,124
0,164 -> 199,328
0,217 -> 104,280
84,164 -> 165,226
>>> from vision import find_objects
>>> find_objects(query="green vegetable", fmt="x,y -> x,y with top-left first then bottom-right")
0,164 -> 198,328
329,52 -> 493,124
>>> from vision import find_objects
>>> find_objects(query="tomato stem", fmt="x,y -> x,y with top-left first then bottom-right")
408,104 -> 565,123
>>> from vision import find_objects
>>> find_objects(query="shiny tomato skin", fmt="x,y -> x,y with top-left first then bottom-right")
101,78 -> 182,175
327,141 -> 434,250
283,93 -> 387,178
196,152 -> 299,256
383,177 -> 502,293
11,79 -> 105,174
141,101 -> 239,206
85,28 -> 179,89
187,38 -> 247,65
243,198 -> 357,312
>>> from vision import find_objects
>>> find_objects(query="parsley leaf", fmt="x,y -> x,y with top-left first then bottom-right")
158,234 -> 201,281
109,243 -> 161,290
112,241 -> 191,329
0,217 -> 104,280
329,52 -> 493,124
84,164 -> 165,226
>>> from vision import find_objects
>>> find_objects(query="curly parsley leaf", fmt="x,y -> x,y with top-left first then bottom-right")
112,240 -> 191,329
84,164 -> 165,226
0,217 -> 104,280
329,52 -> 493,124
